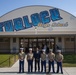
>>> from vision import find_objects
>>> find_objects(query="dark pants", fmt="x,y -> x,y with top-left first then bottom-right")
57,62 -> 63,73
41,60 -> 46,72
19,60 -> 24,73
28,60 -> 33,72
48,60 -> 55,72
35,59 -> 40,71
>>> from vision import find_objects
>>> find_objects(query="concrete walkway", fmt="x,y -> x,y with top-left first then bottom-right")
0,58 -> 76,75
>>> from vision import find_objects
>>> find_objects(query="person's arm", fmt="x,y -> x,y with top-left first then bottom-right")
23,53 -> 25,60
61,55 -> 64,62
32,53 -> 34,60
18,53 -> 20,60
53,54 -> 55,60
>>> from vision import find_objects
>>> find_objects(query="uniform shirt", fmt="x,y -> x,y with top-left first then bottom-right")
41,53 -> 46,61
27,53 -> 33,60
48,52 -> 55,61
55,54 -> 63,62
19,52 -> 25,61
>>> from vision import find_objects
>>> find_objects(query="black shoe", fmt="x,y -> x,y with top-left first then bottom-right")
48,71 -> 50,72
47,71 -> 50,73
22,71 -> 24,73
53,71 -> 55,73
31,71 -> 33,72
61,72 -> 63,74
56,72 -> 59,73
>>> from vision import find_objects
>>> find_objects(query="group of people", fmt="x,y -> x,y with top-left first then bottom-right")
18,47 -> 63,74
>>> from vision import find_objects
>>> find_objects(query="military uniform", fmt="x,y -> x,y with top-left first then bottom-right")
48,49 -> 55,73
27,48 -> 33,72
34,49 -> 41,72
55,50 -> 63,74
41,49 -> 46,72
19,48 -> 25,73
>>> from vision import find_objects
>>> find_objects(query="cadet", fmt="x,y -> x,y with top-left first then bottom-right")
34,47 -> 41,72
48,49 -> 55,73
18,48 -> 25,73
41,49 -> 46,72
27,48 -> 33,72
55,50 -> 64,74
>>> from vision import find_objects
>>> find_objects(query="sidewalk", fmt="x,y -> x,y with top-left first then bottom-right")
0,58 -> 76,75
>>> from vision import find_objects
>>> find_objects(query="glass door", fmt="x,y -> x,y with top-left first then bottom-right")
19,37 -> 55,53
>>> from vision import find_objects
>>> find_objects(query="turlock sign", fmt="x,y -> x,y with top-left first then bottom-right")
0,8 -> 63,32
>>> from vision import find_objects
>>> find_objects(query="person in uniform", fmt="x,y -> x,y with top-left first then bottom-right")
41,49 -> 46,72
48,49 -> 55,73
55,50 -> 64,74
34,47 -> 41,72
27,48 -> 33,72
18,48 -> 25,73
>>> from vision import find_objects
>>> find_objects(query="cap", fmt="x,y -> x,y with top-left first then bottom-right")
42,49 -> 46,52
49,49 -> 53,52
29,48 -> 32,51
57,50 -> 61,52
20,48 -> 24,50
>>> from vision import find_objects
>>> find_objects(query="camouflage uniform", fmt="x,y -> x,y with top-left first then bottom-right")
27,48 -> 33,72
41,49 -> 46,72
19,51 -> 25,73
48,52 -> 55,73
55,50 -> 63,74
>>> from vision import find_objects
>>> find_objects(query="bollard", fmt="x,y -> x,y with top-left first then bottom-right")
9,57 -> 10,67
14,54 -> 16,62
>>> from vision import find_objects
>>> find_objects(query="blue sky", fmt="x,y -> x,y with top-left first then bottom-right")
0,0 -> 76,17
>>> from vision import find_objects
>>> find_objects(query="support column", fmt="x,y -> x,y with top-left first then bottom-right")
10,37 -> 19,53
16,38 -> 19,53
10,38 -> 13,53
62,36 -> 65,52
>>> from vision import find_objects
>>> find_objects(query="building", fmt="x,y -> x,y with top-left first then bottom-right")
0,5 -> 76,53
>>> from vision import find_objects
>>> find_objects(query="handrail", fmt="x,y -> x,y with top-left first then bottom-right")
0,54 -> 17,67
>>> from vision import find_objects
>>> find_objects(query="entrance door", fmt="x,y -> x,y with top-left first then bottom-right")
37,38 -> 55,53
19,37 -> 55,53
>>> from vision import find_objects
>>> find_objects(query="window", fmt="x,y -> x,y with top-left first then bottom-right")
71,38 -> 74,41
0,38 -> 3,42
66,38 -> 70,41
58,37 -> 62,42
0,38 -> 10,42
13,38 -> 16,43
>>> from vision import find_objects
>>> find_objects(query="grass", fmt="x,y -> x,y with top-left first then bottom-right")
63,54 -> 76,63
63,54 -> 76,67
0,54 -> 11,63
0,54 -> 18,67
63,63 -> 76,67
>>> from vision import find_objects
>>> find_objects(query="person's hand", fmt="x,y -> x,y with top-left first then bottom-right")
59,59 -> 62,62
